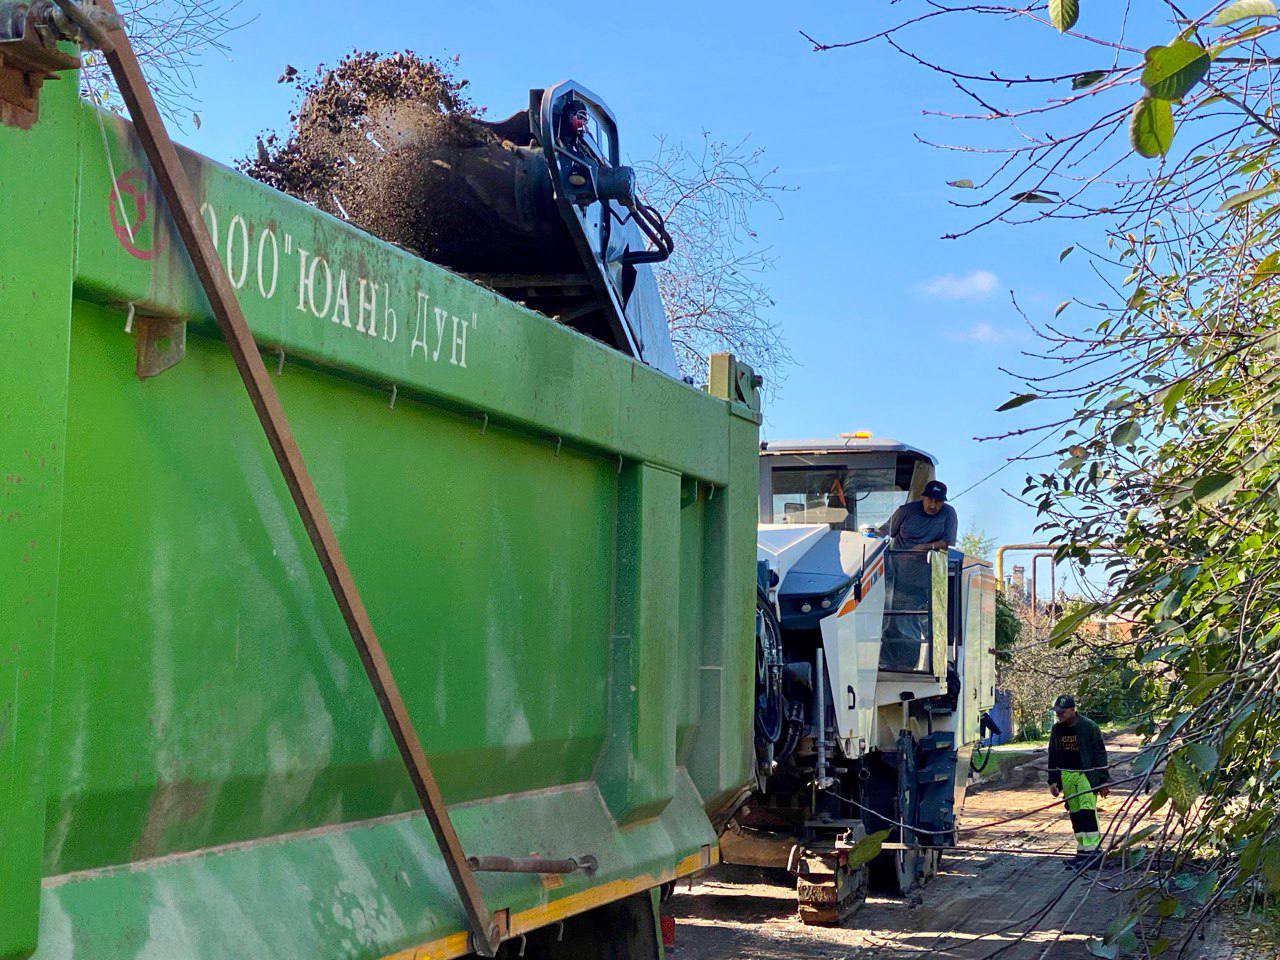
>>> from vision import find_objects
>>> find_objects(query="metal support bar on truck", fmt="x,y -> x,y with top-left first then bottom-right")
44,0 -> 503,953
468,855 -> 600,876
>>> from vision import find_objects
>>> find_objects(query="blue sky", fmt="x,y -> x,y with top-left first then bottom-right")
177,0 -> 1132,550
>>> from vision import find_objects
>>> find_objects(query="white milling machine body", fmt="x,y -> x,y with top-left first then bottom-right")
726,436 -> 998,921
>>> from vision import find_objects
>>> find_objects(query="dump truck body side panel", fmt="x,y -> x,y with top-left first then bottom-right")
0,85 -> 759,960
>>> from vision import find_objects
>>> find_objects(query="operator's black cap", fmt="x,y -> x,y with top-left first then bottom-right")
1053,694 -> 1076,713
923,480 -> 948,501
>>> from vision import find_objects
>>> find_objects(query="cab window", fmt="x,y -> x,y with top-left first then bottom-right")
769,466 -> 906,532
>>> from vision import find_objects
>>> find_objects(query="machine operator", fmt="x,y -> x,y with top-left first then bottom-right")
875,480 -> 958,671
878,479 -> 958,551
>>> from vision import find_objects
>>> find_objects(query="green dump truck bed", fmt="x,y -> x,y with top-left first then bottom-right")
0,74 -> 761,960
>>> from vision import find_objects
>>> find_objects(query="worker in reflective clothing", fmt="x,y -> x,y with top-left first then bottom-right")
1047,694 -> 1110,868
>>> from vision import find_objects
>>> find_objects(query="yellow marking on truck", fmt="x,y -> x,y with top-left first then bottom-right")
382,846 -> 717,960
406,933 -> 470,960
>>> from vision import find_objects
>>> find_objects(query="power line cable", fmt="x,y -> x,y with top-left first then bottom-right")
951,429 -> 1058,501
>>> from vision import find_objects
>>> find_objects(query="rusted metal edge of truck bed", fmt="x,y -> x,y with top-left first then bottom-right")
382,848 -> 717,960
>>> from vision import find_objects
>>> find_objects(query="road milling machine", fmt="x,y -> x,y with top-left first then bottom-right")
722,434 -> 999,924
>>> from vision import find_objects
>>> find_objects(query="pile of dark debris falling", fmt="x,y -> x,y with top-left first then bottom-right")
238,51 -> 494,261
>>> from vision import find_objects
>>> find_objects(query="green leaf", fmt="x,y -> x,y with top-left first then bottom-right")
1213,0 -> 1278,26
1056,300 -> 1071,317
1050,602 -> 1099,645
1192,472 -> 1242,503
1161,380 -> 1189,417
1164,753 -> 1202,814
1072,70 -> 1107,89
948,178 -> 975,188
1060,245 -> 1075,260
1141,42 -> 1211,101
1185,741 -> 1218,774
1186,672 -> 1229,705
1254,249 -> 1280,282
846,829 -> 891,869
1190,870 -> 1219,905
1133,744 -> 1164,776
1241,835 -> 1264,875
1130,98 -> 1175,158
1103,913 -> 1141,945
1086,940 -> 1120,959
997,393 -> 1038,411
1112,421 -> 1140,445
1262,842 -> 1280,891
1161,711 -> 1193,742
1140,643 -> 1186,664
1218,185 -> 1279,212
1239,22 -> 1273,37
1050,0 -> 1080,31
1120,824 -> 1161,847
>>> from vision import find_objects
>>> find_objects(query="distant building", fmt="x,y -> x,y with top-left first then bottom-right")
1006,565 -> 1027,601
1079,614 -> 1134,642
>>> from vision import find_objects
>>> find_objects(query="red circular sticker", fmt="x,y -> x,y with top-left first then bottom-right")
109,169 -> 160,261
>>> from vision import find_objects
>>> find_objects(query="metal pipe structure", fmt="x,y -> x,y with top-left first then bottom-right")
998,543 -> 1120,636
881,843 -> 1082,860
994,543 -> 1055,587
995,542 -> 1121,587
468,856 -> 599,876
814,648 -> 829,789
1028,551 -> 1056,634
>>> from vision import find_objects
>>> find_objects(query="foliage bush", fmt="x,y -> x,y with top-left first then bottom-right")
817,0 -> 1280,950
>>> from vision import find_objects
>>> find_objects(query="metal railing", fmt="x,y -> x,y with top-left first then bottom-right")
880,550 -> 936,673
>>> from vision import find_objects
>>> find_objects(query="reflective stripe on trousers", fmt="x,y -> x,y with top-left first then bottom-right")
1061,769 -> 1101,853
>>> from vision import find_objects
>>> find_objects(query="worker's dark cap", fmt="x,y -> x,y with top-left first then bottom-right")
923,480 -> 948,501
1053,695 -> 1076,713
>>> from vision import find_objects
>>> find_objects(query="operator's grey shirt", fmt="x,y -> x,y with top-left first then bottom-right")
878,501 -> 958,550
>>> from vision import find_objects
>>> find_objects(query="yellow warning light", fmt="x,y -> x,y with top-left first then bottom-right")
840,430 -> 874,440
